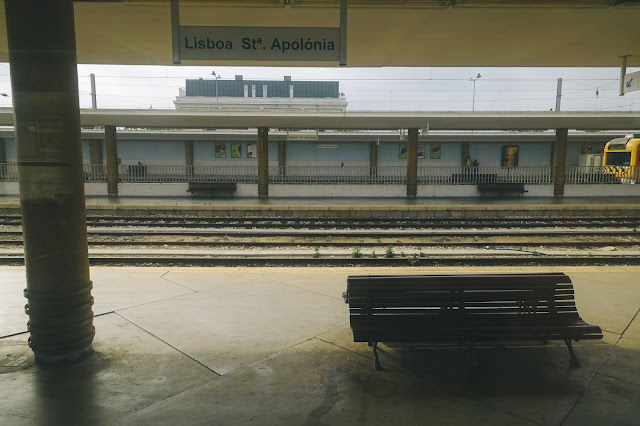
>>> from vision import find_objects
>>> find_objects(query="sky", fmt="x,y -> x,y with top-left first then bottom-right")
0,63 -> 639,113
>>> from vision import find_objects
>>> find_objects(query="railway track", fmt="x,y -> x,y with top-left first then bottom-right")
1,215 -> 637,266
1,215 -> 639,229
0,255 -> 637,267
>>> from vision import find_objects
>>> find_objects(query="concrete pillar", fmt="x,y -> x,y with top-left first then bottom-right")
258,127 -> 269,197
0,138 -> 5,179
553,128 -> 568,198
0,138 -> 5,164
105,125 -> 118,197
370,141 -> 378,178
407,128 -> 418,198
278,140 -> 286,177
185,140 -> 194,177
5,0 -> 94,365
90,140 -> 102,165
461,141 -> 470,166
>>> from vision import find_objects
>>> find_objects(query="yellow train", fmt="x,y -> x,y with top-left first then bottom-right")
603,135 -> 640,182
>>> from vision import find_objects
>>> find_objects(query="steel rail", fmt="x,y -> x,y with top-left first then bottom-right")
0,255 -> 638,267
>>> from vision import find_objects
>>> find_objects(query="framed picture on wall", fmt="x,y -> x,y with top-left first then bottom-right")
430,144 -> 441,160
247,143 -> 257,158
231,143 -> 242,158
215,143 -> 226,158
417,145 -> 425,159
398,144 -> 408,159
501,145 -> 519,167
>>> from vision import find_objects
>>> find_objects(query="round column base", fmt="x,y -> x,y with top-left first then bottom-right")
34,345 -> 94,367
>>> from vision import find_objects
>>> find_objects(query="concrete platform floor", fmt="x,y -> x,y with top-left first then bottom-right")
1,266 -> 639,425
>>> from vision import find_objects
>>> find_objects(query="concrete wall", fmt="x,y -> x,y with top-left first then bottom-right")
117,140 -> 186,165
269,184 -> 406,198
85,182 -> 108,196
564,184 -> 639,197
2,138 -> 16,161
0,182 -> 18,195
471,141 -> 552,167
192,140 -> 266,165
113,183 -> 258,197
286,141 -> 368,163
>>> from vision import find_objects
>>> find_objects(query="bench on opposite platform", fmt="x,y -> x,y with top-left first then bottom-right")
187,182 -> 237,198
478,182 -> 527,197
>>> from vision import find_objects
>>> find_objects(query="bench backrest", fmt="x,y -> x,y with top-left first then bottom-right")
345,273 -> 580,326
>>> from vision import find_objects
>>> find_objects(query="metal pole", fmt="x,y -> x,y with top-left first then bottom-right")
555,78 -> 562,112
216,77 -> 219,110
339,0 -> 347,66
619,55 -> 629,96
171,0 -> 181,64
90,73 -> 97,109
472,80 -> 476,112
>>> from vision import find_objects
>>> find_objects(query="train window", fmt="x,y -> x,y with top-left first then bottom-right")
608,143 -> 627,150
605,152 -> 631,166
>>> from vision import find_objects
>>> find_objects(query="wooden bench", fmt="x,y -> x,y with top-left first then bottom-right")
343,273 -> 602,370
187,182 -> 236,198
478,182 -> 528,197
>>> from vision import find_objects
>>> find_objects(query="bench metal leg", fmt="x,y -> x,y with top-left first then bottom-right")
371,342 -> 382,371
565,339 -> 581,368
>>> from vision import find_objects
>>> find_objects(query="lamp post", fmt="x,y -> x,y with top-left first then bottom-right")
211,71 -> 221,110
470,73 -> 481,112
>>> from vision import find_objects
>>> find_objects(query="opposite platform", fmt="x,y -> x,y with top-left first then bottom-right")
1,196 -> 640,219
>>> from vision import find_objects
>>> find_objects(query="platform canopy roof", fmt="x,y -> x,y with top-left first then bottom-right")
1,108 -> 639,130
1,0 -> 639,67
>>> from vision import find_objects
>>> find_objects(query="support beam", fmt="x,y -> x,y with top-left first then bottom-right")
90,140 -> 102,165
5,0 -> 94,365
0,138 -> 5,179
258,127 -> 269,198
407,128 -> 418,198
619,55 -> 630,96
185,139 -> 194,176
370,140 -> 378,178
105,125 -> 118,197
553,128 -> 568,198
278,140 -> 286,178
555,78 -> 563,111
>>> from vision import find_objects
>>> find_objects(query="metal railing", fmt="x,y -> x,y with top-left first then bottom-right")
418,166 -> 553,185
83,164 -> 107,182
0,163 -> 19,181
269,166 -> 407,184
566,165 -> 638,184
2,163 -> 636,186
